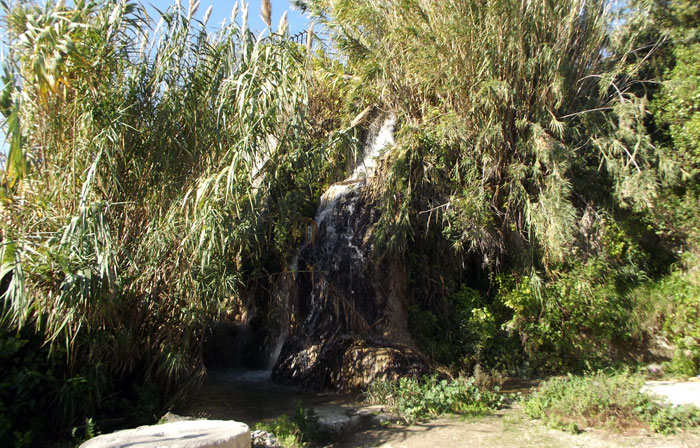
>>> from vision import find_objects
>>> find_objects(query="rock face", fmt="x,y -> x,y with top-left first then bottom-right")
80,420 -> 250,448
272,113 -> 428,391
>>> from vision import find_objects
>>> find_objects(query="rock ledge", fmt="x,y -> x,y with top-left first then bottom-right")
80,419 -> 250,448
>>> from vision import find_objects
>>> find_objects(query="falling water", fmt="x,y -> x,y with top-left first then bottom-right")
270,112 -> 425,391
315,113 -> 396,230
267,114 -> 397,371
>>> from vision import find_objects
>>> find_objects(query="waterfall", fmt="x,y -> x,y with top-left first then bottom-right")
271,112 -> 425,390
314,113 -> 396,230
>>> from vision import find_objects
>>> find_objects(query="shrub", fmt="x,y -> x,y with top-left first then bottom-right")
255,415 -> 305,448
495,214 -> 652,372
524,371 -> 700,434
253,405 -> 325,448
308,0 -> 664,269
363,375 -> 505,423
633,253 -> 700,376
408,284 -> 519,373
0,0 -> 333,437
0,329 -> 58,447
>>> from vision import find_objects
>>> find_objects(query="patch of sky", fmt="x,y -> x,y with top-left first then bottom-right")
146,0 -> 309,35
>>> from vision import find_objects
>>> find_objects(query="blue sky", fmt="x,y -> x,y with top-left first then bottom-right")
146,0 -> 310,35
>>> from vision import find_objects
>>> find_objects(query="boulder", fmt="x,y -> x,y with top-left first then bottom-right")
643,379 -> 700,407
273,335 -> 426,391
80,420 -> 250,448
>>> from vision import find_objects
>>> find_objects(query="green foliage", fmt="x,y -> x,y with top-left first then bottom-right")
620,1 -> 700,250
0,0 -> 339,438
620,0 -> 700,378
307,0 -> 664,269
0,329 -> 56,447
71,418 -> 99,446
499,266 -> 632,372
497,216 -> 650,372
524,371 -> 700,434
304,0 -> 687,377
253,405 -> 325,448
255,415 -> 306,448
633,253 -> 700,376
0,0 -> 696,440
363,375 -> 505,423
408,285 -> 514,371
666,339 -> 700,377
653,43 -> 700,177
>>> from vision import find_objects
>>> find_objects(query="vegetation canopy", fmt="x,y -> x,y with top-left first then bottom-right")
0,0 -> 699,444
0,0 -> 351,442
302,0 -> 665,267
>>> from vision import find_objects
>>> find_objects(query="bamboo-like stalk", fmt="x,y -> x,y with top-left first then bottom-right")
0,0 -> 334,424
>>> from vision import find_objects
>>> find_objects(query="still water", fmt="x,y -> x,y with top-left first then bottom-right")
177,369 -> 359,425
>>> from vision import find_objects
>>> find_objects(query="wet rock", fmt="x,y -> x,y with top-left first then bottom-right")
313,405 -> 399,435
316,409 -> 356,434
251,429 -> 281,448
248,406 -> 395,446
273,336 -> 426,391
354,405 -> 400,426
80,420 -> 250,448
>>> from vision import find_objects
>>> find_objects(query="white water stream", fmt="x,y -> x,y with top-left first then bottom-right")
267,113 -> 397,370
314,113 -> 396,229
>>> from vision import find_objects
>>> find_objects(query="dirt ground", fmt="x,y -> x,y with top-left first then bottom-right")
333,406 -> 700,448
179,373 -> 700,448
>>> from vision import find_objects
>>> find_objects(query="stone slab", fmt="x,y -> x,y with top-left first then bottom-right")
643,379 -> 700,407
80,419 -> 250,448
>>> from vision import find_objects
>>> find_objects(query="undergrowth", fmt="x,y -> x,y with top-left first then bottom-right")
523,371 -> 700,434
253,405 -> 326,448
633,253 -> 700,377
363,375 -> 505,423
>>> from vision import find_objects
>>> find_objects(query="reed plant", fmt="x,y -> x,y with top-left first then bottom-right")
0,0 -> 341,437
305,0 -> 667,269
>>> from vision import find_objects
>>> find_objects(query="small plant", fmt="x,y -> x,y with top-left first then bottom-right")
524,371 -> 700,434
71,417 -> 99,444
666,338 -> 700,377
253,404 -> 325,448
255,415 -> 304,448
362,377 -> 398,408
645,403 -> 700,435
363,375 -> 505,423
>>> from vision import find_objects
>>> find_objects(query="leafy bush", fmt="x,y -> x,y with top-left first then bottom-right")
633,253 -> 700,376
0,329 -> 58,447
495,214 -> 652,373
301,0 -> 680,377
253,405 -> 325,448
307,0 -> 664,268
363,375 -> 505,423
408,284 -> 519,372
255,415 -> 305,448
524,371 -> 700,434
